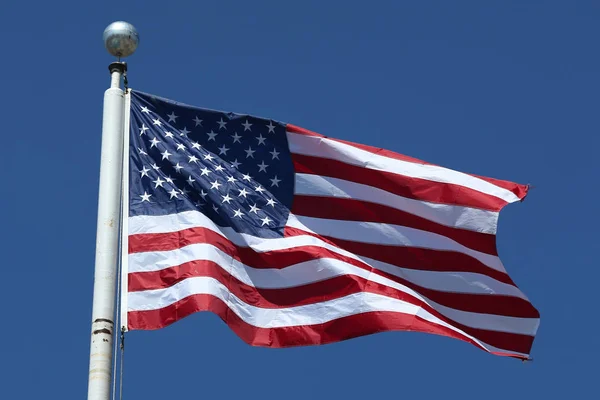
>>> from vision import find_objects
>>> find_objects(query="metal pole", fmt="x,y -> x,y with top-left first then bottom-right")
87,22 -> 138,400
87,62 -> 126,400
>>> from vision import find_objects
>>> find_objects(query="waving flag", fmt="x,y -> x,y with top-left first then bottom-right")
122,90 -> 539,359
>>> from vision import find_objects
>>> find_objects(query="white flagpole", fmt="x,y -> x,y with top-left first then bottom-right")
87,22 -> 138,400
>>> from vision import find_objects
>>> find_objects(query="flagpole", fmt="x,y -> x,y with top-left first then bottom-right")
87,22 -> 138,400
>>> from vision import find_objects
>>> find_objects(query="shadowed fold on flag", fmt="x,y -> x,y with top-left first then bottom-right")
121,89 -> 539,360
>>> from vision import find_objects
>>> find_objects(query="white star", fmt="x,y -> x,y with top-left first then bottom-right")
169,189 -> 179,199
257,161 -> 268,172
238,188 -> 249,198
165,175 -> 174,184
150,137 -> 160,148
233,209 -> 244,218
270,176 -> 281,187
176,143 -> 186,151
167,112 -> 178,123
221,193 -> 233,204
137,147 -> 147,156
227,176 -> 237,183
242,120 -> 252,131
217,118 -> 228,130
231,159 -> 241,168
140,191 -> 152,202
200,167 -> 211,176
207,130 -> 218,141
139,124 -> 149,135
261,216 -> 272,226
161,150 -> 172,160
210,180 -> 222,190
187,175 -> 196,185
180,187 -> 190,195
270,148 -> 280,160
242,173 -> 252,182
180,127 -> 190,136
188,155 -> 199,164
204,154 -> 215,161
165,131 -> 174,139
140,166 -> 150,178
200,189 -> 208,198
174,163 -> 183,172
153,177 -> 165,188
249,204 -> 260,214
191,141 -> 201,150
267,121 -> 276,133
218,145 -> 230,155
255,185 -> 265,194
245,147 -> 255,158
194,116 -> 203,126
141,106 -> 151,114
214,165 -> 225,172
212,205 -> 219,213
195,201 -> 205,208
231,132 -> 242,143
151,163 -> 161,171
153,118 -> 162,126
256,134 -> 266,146
266,198 -> 276,207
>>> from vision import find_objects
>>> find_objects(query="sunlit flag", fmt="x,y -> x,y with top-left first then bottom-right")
121,90 -> 539,360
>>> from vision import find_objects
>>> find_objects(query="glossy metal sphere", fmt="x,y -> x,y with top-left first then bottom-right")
103,21 -> 139,58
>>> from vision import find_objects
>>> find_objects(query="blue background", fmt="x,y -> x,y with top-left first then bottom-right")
2,1 -> 597,398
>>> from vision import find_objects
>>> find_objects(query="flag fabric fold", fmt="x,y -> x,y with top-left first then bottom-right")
122,89 -> 539,359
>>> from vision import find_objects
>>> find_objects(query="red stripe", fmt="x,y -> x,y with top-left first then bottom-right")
287,124 -> 529,201
128,228 -> 538,318
283,226 -> 515,286
293,154 -> 508,212
286,124 -> 323,137
472,174 -> 529,200
129,257 -> 539,318
127,294 -> 533,358
130,226 -> 514,287
130,225 -> 514,286
130,227 -> 230,254
292,195 -> 498,255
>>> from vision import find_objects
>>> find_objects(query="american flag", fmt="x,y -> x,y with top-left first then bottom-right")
123,90 -> 539,359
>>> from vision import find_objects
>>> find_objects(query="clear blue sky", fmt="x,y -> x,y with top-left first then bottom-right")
2,0 -> 597,398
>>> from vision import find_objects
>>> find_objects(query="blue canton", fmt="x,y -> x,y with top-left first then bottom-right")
129,90 -> 294,238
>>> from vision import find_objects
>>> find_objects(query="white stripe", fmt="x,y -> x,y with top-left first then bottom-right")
130,210 -> 366,260
295,173 -> 499,234
287,214 -> 506,273
287,131 -> 521,204
127,276 -> 531,357
130,209 -> 227,235
129,210 -> 523,298
361,256 -> 528,300
131,210 -> 504,274
129,243 -> 537,335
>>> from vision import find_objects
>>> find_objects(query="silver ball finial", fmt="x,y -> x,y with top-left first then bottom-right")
103,21 -> 139,59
